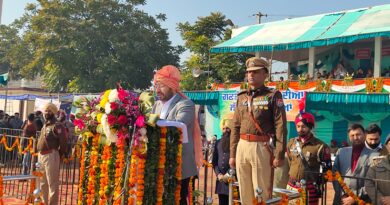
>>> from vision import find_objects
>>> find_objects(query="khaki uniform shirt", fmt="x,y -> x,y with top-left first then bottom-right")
366,155 -> 390,205
230,86 -> 287,160
287,134 -> 331,181
37,119 -> 68,155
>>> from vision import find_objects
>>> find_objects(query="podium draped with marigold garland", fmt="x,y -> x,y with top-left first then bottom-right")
77,126 -> 183,205
74,88 -> 183,205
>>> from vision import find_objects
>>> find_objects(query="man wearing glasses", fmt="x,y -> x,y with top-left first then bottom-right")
152,65 -> 202,205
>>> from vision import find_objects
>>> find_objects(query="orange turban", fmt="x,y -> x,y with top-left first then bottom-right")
153,65 -> 181,92
153,65 -> 203,168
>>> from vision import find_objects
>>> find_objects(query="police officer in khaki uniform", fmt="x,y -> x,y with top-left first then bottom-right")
366,154 -> 390,205
37,103 -> 68,205
229,57 -> 287,204
287,111 -> 331,205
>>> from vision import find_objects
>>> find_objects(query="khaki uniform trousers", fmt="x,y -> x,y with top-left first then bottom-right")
236,139 -> 271,205
273,152 -> 289,189
38,150 -> 60,205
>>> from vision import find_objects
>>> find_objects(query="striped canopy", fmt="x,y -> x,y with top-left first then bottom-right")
211,4 -> 390,54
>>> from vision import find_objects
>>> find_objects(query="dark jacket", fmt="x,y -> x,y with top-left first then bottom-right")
212,139 -> 230,195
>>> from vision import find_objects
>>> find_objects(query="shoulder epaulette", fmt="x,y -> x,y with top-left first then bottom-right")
266,86 -> 274,91
370,156 -> 386,167
237,90 -> 247,95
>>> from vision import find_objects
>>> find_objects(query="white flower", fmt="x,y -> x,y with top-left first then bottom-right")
108,89 -> 119,102
105,103 -> 112,114
101,114 -> 117,144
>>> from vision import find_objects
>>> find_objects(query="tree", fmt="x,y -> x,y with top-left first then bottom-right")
10,0 -> 182,92
177,12 -> 252,91
0,24 -> 24,79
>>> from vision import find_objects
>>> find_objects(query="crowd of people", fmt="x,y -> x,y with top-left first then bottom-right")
0,106 -> 76,205
0,111 -> 24,129
287,62 -> 390,81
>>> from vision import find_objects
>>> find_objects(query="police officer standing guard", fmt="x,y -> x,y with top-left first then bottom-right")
229,57 -> 287,204
37,103 -> 68,205
287,111 -> 331,205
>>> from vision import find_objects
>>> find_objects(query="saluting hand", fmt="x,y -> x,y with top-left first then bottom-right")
272,158 -> 284,168
229,158 -> 236,168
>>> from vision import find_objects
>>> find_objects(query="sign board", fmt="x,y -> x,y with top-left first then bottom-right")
355,48 -> 371,59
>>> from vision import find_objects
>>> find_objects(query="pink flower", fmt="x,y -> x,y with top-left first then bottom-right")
118,89 -> 128,101
110,102 -> 119,111
118,115 -> 128,125
117,130 -> 125,140
74,119 -> 85,130
135,115 -> 145,127
107,114 -> 117,126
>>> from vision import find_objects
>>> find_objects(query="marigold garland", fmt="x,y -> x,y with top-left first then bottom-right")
232,185 -> 240,205
279,193 -> 289,205
98,145 -> 111,205
324,170 -> 372,205
24,171 -> 44,205
252,191 -> 290,205
156,128 -> 167,205
108,145 -> 118,204
0,134 -> 80,162
128,147 -> 139,204
252,198 -> 266,205
203,160 -> 213,167
78,141 -> 88,205
113,140 -> 126,205
161,127 -> 182,204
86,134 -> 99,205
73,88 -> 184,205
0,135 -> 20,151
297,188 -> 306,205
136,156 -> 146,204
188,177 -> 193,205
174,129 -> 183,205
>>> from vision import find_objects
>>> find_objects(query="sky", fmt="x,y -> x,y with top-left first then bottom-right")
2,0 -> 390,71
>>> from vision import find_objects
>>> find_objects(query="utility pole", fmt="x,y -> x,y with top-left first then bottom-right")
254,12 -> 267,24
0,0 -> 3,24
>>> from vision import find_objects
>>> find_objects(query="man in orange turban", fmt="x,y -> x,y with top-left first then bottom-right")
152,65 -> 202,205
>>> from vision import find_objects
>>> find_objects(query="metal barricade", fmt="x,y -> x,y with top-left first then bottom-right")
305,170 -> 390,205
0,128 -> 80,204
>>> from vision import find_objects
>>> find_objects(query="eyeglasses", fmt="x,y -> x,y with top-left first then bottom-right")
154,84 -> 167,89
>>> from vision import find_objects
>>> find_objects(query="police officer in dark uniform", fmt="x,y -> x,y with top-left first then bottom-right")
287,111 -> 331,205
229,57 -> 287,204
